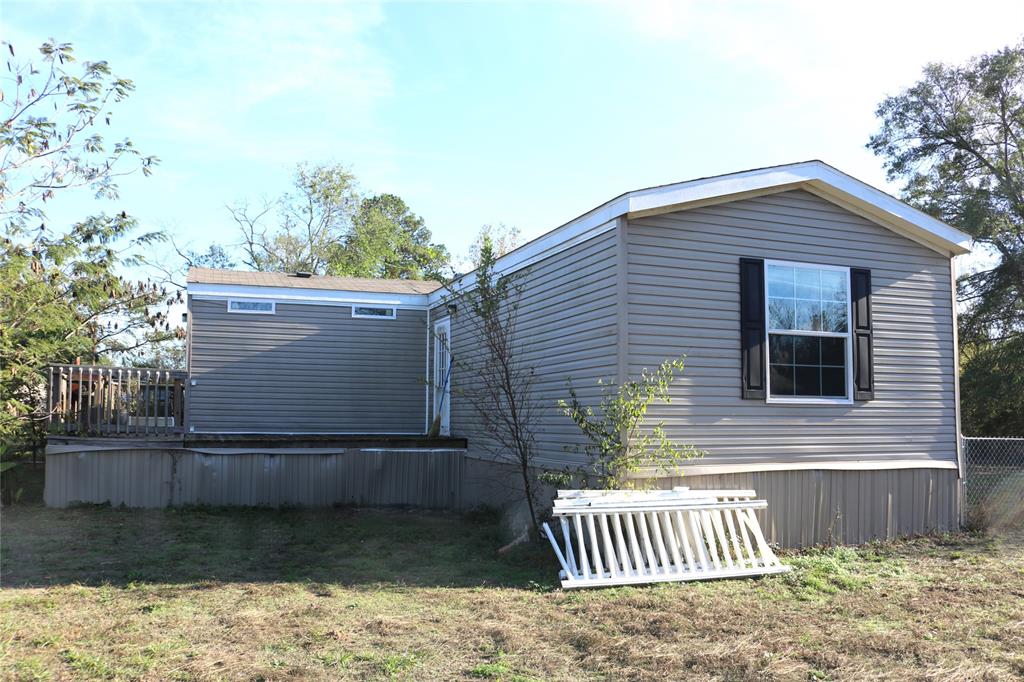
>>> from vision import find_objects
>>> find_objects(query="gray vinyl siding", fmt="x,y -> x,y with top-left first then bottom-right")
187,299 -> 427,433
438,226 -> 620,468
627,189 -> 957,468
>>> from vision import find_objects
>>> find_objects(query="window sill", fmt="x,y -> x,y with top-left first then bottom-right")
766,396 -> 853,406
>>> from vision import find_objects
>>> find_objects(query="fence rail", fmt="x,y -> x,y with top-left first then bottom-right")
47,364 -> 188,437
962,436 -> 1024,529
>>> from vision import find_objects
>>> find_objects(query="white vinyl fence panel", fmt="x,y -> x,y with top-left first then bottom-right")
543,488 -> 789,588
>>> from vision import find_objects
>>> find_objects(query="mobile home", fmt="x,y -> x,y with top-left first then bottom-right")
45,160 -> 971,546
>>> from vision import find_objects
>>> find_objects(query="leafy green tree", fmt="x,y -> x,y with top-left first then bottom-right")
1,41 -> 156,230
960,336 -> 1024,435
232,163 -> 358,274
868,40 -> 1024,436
231,166 -> 449,280
334,193 -> 450,280
1,40 -> 168,452
559,359 -> 702,489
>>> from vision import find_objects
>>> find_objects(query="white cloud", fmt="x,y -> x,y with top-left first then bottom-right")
596,0 -> 1024,187
119,0 -> 393,163
607,0 -> 1024,91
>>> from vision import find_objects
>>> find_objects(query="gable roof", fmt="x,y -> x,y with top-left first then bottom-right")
433,160 -> 971,303
621,160 -> 971,256
187,267 -> 442,295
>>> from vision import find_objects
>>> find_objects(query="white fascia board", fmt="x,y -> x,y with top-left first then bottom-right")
804,167 -> 972,255
625,164 -> 815,214
188,282 -> 430,308
627,161 -> 972,256
428,162 -> 971,306
429,215 -> 620,304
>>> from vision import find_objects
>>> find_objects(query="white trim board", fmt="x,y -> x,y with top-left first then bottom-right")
428,160 -> 971,305
351,305 -> 397,319
623,162 -> 971,255
763,260 -> 854,405
434,217 -> 618,301
630,459 -> 960,477
227,299 -> 275,314
189,283 -> 429,308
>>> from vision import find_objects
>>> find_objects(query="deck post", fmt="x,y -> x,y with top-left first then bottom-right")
46,366 -> 55,433
44,364 -> 189,439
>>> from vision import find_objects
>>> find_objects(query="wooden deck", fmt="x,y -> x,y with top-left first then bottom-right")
47,364 -> 187,437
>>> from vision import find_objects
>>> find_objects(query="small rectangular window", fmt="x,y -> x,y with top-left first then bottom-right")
352,305 -> 397,319
765,261 -> 851,403
227,299 -> 275,314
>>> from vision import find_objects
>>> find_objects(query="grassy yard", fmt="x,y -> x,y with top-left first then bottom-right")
1,495 -> 1023,680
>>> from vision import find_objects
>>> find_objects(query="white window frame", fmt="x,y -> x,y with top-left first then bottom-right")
351,305 -> 397,320
227,299 -> 276,314
764,259 -> 854,405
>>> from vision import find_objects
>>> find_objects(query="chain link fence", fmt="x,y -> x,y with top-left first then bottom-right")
962,436 -> 1024,530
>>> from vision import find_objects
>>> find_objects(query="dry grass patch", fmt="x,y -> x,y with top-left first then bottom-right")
1,501 -> 1022,681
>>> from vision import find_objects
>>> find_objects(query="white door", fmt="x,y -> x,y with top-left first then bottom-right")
433,317 -> 452,436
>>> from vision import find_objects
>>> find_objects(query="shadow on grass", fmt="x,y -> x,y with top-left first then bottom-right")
0,504 -> 557,590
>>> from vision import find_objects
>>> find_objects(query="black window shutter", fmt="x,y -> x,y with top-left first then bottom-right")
851,268 -> 874,400
739,258 -> 766,399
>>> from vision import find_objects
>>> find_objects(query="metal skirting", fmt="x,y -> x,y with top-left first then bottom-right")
44,449 -> 961,546
653,468 -> 961,547
44,448 -> 465,509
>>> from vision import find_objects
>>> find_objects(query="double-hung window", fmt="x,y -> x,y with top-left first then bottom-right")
765,261 -> 852,403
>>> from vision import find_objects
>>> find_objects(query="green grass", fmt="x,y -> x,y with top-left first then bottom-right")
2,498 -> 1022,681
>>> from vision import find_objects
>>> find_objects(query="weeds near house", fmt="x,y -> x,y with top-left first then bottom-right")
559,358 -> 702,488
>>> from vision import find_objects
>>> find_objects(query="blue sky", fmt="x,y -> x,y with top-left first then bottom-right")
5,0 -> 1024,271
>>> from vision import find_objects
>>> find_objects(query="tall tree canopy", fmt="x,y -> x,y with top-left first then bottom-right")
231,164 -> 449,280
868,40 -> 1024,435
232,163 -> 358,274
335,193 -> 449,280
1,41 -> 171,450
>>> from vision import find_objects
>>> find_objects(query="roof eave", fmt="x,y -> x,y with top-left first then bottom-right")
186,282 -> 432,307
623,161 -> 972,257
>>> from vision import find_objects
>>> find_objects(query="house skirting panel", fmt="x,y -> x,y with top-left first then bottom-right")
653,468 -> 961,547
450,458 -> 962,548
44,448 -> 465,509
45,450 -> 961,547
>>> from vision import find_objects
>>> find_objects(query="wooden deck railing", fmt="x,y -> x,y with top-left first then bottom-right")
47,364 -> 188,437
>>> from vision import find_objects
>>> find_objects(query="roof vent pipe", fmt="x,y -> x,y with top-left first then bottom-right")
294,271 -> 313,278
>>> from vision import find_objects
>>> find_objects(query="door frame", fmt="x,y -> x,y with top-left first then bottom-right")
432,317 -> 452,436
